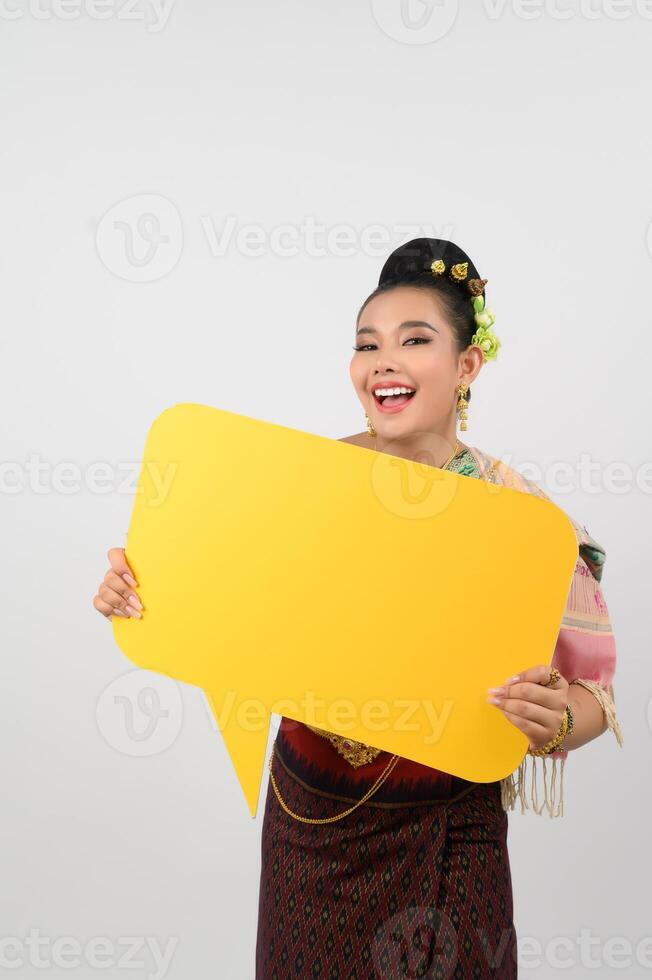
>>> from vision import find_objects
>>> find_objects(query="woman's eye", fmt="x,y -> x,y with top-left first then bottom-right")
353,337 -> 431,352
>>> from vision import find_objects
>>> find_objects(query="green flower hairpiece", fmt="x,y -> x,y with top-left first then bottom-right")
470,294 -> 501,362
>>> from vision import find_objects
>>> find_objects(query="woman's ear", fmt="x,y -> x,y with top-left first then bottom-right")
458,344 -> 484,386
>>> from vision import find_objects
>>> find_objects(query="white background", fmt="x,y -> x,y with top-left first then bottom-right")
1,0 -> 650,976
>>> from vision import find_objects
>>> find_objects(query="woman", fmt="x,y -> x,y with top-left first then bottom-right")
93,238 -> 623,978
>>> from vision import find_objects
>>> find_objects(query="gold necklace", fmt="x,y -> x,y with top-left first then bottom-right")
373,434 -> 462,470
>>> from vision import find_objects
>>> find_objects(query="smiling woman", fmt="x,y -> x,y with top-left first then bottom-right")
252,238 -> 622,980
350,240 -> 495,449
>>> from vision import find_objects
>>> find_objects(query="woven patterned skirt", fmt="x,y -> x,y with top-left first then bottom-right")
255,748 -> 518,979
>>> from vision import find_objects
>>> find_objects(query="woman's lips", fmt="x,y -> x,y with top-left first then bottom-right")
372,390 -> 417,414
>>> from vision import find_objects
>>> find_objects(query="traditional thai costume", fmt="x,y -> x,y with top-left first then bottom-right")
255,237 -> 622,978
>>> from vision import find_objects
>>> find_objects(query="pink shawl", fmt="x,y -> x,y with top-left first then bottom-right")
468,446 -> 624,818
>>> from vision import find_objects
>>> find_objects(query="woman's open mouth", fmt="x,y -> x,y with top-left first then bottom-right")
372,387 -> 417,414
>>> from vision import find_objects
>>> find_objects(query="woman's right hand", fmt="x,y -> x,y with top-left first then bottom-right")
93,548 -> 143,620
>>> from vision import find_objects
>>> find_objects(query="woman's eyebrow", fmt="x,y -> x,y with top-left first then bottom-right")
356,320 -> 439,336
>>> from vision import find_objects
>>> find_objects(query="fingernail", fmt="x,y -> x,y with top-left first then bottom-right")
487,686 -> 506,695
113,608 -> 128,617
504,675 -> 520,683
127,594 -> 143,610
487,696 -> 503,705
123,573 -> 138,587
126,606 -> 142,619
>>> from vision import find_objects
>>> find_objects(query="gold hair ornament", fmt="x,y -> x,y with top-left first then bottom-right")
428,262 -> 501,362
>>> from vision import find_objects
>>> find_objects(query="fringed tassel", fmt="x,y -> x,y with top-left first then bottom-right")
500,753 -> 566,819
500,679 -> 623,818
570,678 -> 624,747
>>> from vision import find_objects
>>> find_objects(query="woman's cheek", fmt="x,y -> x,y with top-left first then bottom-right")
349,360 -> 365,400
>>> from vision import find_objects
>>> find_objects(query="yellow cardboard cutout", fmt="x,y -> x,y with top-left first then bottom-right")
112,403 -> 578,817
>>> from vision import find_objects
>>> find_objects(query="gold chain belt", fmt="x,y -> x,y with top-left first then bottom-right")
268,743 -> 400,825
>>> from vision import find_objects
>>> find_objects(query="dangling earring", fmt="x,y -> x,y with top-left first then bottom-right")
456,383 -> 469,431
365,412 -> 376,437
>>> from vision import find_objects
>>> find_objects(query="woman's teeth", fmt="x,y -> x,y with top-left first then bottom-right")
375,386 -> 415,398
374,386 -> 416,408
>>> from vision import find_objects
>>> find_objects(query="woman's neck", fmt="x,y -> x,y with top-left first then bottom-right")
374,430 -> 465,467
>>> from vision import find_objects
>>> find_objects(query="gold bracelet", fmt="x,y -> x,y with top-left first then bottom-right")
267,743 -> 401,824
528,705 -> 573,757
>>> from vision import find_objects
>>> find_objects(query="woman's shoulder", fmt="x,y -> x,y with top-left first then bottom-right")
337,431 -> 373,448
463,444 -> 549,497
466,444 -> 608,581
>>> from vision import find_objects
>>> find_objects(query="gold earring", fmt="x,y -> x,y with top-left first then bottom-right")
456,383 -> 469,431
365,412 -> 376,437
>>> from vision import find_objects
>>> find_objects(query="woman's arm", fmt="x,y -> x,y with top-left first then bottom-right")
559,680 -> 609,751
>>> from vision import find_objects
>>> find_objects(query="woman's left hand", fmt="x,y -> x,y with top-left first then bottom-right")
487,665 -> 569,752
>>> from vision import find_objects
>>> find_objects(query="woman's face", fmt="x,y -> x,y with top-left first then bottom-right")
349,285 -> 483,443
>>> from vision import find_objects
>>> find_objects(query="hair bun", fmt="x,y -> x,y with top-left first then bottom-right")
378,238 -> 486,300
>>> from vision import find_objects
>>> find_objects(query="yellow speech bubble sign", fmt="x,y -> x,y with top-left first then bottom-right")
112,403 -> 578,817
